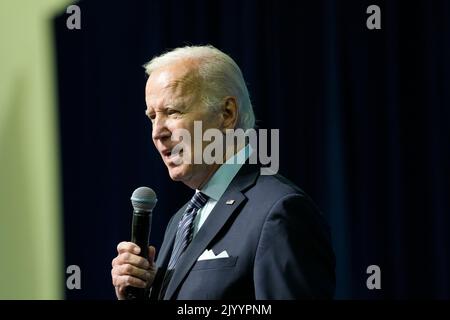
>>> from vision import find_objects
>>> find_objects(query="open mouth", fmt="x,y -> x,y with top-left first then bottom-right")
162,148 -> 183,159
161,149 -> 171,157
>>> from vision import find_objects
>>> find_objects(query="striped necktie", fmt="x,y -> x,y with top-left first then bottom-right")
158,192 -> 209,299
167,191 -> 209,270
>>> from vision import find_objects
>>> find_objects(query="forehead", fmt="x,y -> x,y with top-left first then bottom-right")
145,62 -> 201,105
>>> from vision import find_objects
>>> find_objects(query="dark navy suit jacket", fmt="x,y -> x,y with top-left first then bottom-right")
150,164 -> 336,299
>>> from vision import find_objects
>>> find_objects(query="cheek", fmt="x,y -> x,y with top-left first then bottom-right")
168,119 -> 189,136
202,111 -> 222,129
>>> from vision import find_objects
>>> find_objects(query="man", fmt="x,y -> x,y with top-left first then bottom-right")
111,45 -> 335,299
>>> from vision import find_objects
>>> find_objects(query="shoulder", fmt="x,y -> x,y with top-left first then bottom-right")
254,172 -> 306,195
246,171 -> 320,213
244,170 -> 331,239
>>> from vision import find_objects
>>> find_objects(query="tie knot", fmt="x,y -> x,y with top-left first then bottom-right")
189,192 -> 209,210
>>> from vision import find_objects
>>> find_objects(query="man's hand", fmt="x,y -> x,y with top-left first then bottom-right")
111,241 -> 157,300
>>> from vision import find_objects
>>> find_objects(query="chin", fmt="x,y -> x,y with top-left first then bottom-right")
167,164 -> 191,182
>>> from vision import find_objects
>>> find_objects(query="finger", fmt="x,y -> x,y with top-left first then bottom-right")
148,246 -> 156,263
115,275 -> 147,289
116,252 -> 150,269
116,286 -> 126,300
117,241 -> 140,255
118,264 -> 152,282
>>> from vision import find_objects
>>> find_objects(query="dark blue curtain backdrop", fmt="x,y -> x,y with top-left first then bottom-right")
54,0 -> 449,299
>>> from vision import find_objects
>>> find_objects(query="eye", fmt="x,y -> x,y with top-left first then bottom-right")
146,111 -> 156,122
167,109 -> 181,116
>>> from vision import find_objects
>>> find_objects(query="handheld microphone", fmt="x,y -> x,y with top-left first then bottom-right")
126,186 -> 157,300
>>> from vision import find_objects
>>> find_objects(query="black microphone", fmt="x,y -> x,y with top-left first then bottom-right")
126,186 -> 157,300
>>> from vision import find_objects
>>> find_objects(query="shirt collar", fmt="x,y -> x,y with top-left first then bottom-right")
197,144 -> 252,201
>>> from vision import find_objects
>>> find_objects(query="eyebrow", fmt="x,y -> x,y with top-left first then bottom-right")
146,102 -> 186,114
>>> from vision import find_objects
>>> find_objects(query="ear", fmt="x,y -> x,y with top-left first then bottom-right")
221,97 -> 238,130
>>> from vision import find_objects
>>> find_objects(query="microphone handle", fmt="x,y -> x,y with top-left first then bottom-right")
131,211 -> 151,259
126,211 -> 152,300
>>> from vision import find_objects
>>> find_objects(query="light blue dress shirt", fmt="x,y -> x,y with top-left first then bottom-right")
192,145 -> 252,237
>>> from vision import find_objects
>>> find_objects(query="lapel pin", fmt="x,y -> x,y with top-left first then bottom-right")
226,200 -> 235,205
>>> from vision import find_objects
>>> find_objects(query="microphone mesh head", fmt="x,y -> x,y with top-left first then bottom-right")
131,187 -> 157,212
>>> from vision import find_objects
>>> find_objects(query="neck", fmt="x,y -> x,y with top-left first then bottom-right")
183,163 -> 220,190
186,142 -> 246,190
197,163 -> 221,190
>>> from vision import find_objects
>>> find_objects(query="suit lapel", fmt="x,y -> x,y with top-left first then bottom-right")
164,164 -> 260,299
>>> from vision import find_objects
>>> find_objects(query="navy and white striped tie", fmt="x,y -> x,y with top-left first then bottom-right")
167,191 -> 209,270
158,192 -> 209,299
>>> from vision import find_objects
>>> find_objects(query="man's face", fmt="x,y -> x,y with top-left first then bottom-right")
145,61 -> 222,189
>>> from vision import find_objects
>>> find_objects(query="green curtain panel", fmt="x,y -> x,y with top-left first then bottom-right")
0,0 -> 69,299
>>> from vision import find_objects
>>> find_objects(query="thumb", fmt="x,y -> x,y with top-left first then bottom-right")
148,245 -> 156,263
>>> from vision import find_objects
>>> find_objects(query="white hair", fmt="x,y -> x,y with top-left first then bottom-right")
143,45 -> 255,130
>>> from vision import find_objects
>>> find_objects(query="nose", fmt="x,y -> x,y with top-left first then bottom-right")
152,116 -> 171,141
